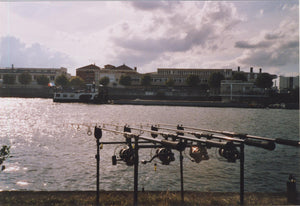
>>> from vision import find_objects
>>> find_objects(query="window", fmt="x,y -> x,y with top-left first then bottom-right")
56,94 -> 61,97
63,94 -> 68,97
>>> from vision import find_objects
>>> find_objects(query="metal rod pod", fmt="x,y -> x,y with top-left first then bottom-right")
161,139 -> 186,151
244,138 -> 276,150
94,126 -> 102,139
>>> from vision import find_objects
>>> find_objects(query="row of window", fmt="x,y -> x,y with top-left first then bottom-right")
157,70 -> 232,76
0,74 -> 56,81
55,94 -> 75,98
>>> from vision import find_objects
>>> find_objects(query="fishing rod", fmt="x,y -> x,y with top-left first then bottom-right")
147,124 -> 276,151
99,127 -> 186,151
157,123 -> 300,147
123,125 -> 246,163
119,124 -> 274,151
113,124 -> 233,149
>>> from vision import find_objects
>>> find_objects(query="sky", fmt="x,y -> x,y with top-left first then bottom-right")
0,1 -> 298,76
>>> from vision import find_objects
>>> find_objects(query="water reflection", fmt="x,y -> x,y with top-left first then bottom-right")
0,98 -> 299,192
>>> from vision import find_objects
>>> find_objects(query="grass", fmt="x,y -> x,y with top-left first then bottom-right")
0,191 -> 296,206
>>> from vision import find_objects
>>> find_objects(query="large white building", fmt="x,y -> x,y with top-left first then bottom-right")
150,68 -> 233,86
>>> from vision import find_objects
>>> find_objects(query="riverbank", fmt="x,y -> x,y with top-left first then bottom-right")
112,99 -> 299,109
0,191 -> 295,206
113,99 -> 256,108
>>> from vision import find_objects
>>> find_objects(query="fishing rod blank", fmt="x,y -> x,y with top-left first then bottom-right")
152,125 -> 276,151
99,127 -> 186,151
157,123 -> 300,147
124,125 -> 229,149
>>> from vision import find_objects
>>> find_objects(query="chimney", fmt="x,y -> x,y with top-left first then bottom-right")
250,67 -> 253,73
237,66 -> 240,72
134,67 -> 137,72
12,64 -> 14,69
259,68 -> 262,73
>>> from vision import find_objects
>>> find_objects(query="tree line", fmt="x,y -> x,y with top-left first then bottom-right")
100,72 -> 274,90
2,71 -> 275,90
2,73 -> 51,86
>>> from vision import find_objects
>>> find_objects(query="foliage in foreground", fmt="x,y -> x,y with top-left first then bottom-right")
0,191 -> 290,206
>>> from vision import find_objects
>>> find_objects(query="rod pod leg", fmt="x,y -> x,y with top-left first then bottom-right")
240,143 -> 244,205
180,151 -> 184,205
96,136 -> 100,206
133,137 -> 139,206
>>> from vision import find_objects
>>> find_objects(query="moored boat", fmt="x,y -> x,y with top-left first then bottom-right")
53,84 -> 108,104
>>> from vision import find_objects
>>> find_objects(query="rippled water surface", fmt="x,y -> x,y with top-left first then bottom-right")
0,98 -> 299,192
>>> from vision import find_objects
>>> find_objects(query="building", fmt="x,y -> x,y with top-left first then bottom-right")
150,68 -> 233,86
99,64 -> 140,86
76,64 -> 140,87
220,80 -> 264,102
76,64 -> 101,85
278,76 -> 299,93
0,65 -> 69,86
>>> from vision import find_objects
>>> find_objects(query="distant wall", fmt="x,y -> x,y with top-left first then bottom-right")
0,86 -> 53,98
107,87 -> 220,101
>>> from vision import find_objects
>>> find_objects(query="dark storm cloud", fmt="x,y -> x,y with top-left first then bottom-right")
0,36 -> 74,68
130,1 -> 179,11
280,40 -> 299,49
264,32 -> 284,40
235,40 -> 271,49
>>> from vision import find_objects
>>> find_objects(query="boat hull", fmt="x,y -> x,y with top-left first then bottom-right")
53,92 -> 102,104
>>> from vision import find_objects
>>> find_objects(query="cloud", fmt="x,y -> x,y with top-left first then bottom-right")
130,1 -> 179,11
0,36 -> 74,68
111,2 -> 243,70
235,40 -> 271,49
264,32 -> 284,40
236,37 -> 299,68
114,23 -> 214,53
235,8 -> 298,72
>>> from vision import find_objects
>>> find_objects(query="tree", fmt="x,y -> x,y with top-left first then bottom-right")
69,76 -> 85,88
0,145 -> 10,172
208,72 -> 225,89
119,75 -> 132,86
55,74 -> 69,88
37,75 -> 50,86
99,76 -> 110,86
19,72 -> 32,85
165,78 -> 175,87
255,73 -> 273,89
3,74 -> 16,84
186,75 -> 200,87
141,74 -> 152,87
232,72 -> 247,82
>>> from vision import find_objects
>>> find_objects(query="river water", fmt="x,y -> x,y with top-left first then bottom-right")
0,98 -> 299,192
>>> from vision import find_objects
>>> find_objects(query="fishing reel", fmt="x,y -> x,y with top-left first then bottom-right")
189,144 -> 209,163
112,146 -> 135,166
142,148 -> 175,165
219,142 -> 240,163
156,148 -> 175,165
